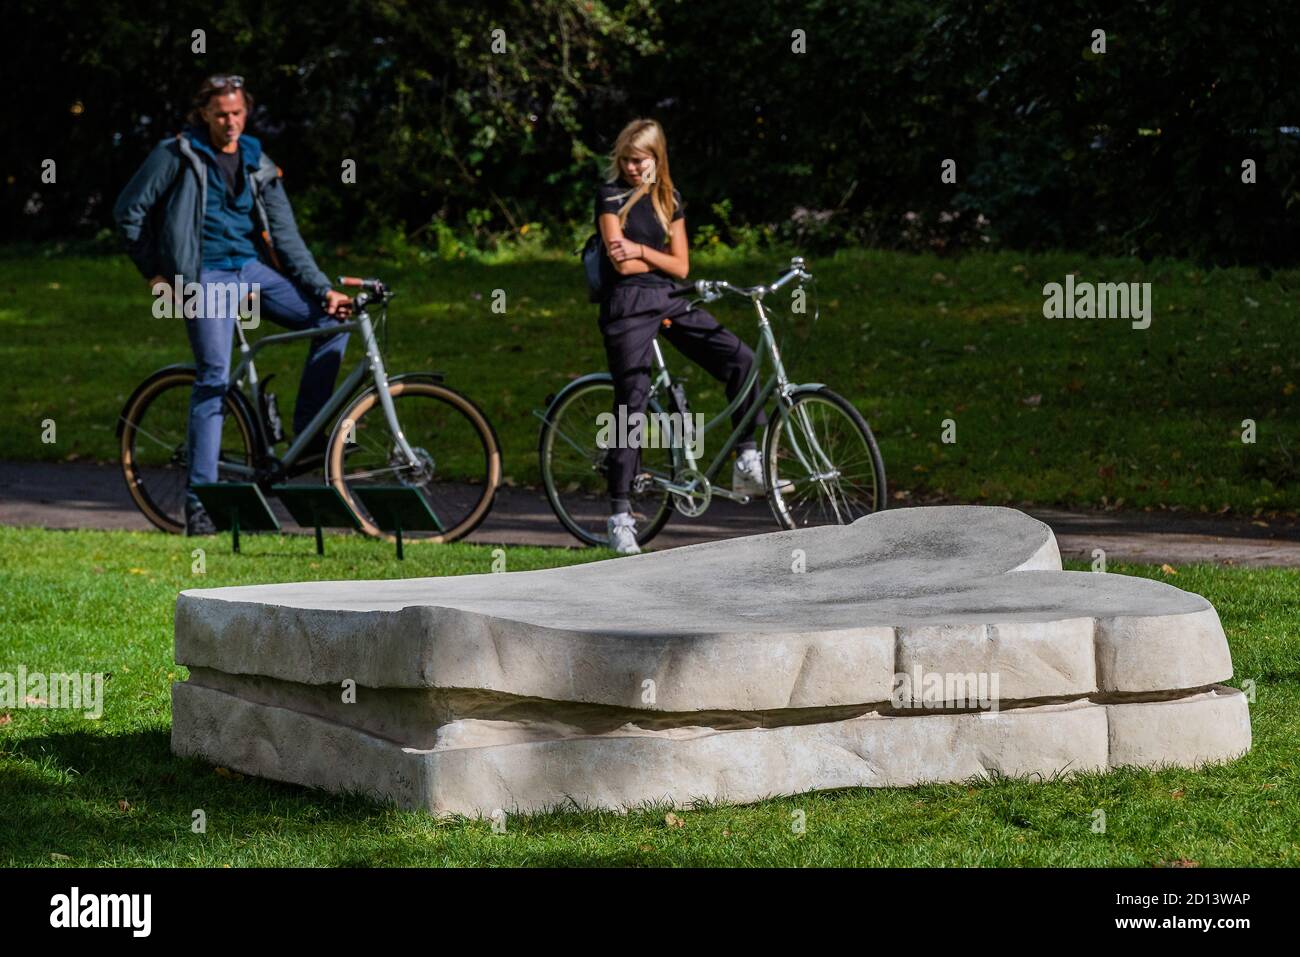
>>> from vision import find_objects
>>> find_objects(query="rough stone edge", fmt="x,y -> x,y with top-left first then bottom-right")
175,595 -> 900,711
1105,684 -> 1251,768
173,596 -> 1232,713
1095,606 -> 1232,692
171,681 -> 1250,818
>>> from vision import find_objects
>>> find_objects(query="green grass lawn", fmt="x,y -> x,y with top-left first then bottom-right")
2,525 -> 1297,867
1,244 -> 1297,512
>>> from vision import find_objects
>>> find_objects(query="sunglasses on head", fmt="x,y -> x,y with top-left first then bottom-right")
204,74 -> 244,91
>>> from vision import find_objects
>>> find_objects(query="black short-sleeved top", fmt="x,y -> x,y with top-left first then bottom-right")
212,148 -> 245,197
594,182 -> 685,288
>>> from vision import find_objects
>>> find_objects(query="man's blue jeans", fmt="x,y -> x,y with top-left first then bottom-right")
184,259 -> 348,513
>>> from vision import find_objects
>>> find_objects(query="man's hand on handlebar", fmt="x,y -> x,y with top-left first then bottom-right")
324,289 -> 353,318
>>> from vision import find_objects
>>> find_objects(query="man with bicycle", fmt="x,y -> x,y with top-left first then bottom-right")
113,75 -> 352,535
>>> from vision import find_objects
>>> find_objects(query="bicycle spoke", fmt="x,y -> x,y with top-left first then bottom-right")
121,416 -> 184,455
769,391 -> 881,529
333,383 -> 497,541
540,381 -> 673,546
121,374 -> 254,533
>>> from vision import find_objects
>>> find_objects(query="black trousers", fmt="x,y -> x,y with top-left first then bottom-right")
598,281 -> 768,505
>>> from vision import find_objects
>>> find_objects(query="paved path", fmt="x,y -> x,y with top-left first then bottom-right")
2,459 -> 1299,567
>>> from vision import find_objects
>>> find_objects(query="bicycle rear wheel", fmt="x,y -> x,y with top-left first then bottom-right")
764,386 -> 886,529
327,379 -> 501,543
118,368 -> 256,533
538,376 -> 674,547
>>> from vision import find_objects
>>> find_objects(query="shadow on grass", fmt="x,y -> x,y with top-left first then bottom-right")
1,727 -> 399,864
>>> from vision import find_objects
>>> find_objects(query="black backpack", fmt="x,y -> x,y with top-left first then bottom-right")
581,233 -> 607,303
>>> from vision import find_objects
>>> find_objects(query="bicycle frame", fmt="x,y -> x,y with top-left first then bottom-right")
219,301 -> 421,480
645,283 -> 828,502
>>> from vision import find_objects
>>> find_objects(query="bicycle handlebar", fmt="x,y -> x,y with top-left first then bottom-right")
337,276 -> 394,311
666,256 -> 811,303
338,276 -> 386,293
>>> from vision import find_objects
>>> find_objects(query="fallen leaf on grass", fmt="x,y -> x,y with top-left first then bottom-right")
50,853 -> 72,861
214,767 -> 244,781
0,714 -> 11,726
664,812 -> 686,829
1160,563 -> 1179,576
118,799 -> 131,813
1157,858 -> 1200,868
1170,789 -> 1184,800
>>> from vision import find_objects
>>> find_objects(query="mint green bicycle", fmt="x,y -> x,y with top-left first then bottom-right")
536,256 -> 887,547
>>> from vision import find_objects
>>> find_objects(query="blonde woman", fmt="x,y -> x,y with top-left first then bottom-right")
594,118 -> 768,554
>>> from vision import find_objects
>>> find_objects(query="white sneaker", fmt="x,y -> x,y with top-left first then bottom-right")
606,511 -> 641,554
732,449 -> 767,497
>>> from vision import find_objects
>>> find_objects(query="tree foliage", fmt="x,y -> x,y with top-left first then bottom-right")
7,0 -> 1297,264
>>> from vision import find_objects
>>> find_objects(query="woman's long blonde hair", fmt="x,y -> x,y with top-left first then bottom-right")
603,119 -> 678,235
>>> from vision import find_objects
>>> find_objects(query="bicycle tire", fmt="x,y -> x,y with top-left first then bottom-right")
763,386 -> 887,529
538,375 -> 674,548
119,368 -> 257,533
326,379 -> 501,543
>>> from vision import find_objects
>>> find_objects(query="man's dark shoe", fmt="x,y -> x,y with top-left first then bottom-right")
185,504 -> 218,536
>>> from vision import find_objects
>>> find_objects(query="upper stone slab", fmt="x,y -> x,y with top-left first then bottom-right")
175,506 -> 1230,709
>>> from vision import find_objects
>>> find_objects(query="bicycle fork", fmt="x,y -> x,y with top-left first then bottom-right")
357,308 -> 421,470
757,303 -> 848,521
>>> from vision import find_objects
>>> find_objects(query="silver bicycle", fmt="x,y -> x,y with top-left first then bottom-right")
118,276 -> 502,542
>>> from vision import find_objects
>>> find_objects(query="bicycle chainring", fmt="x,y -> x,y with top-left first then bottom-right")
672,468 -> 711,517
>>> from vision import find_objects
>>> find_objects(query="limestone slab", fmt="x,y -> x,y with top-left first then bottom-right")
175,506 -> 1230,709
169,506 -> 1252,815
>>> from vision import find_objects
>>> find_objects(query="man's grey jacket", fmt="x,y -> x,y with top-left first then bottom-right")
112,128 -> 331,297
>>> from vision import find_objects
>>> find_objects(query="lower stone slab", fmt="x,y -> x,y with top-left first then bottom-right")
171,682 -> 1251,817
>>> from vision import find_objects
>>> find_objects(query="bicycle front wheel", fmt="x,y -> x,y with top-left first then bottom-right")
327,380 -> 501,543
764,387 -> 886,529
538,376 -> 674,547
